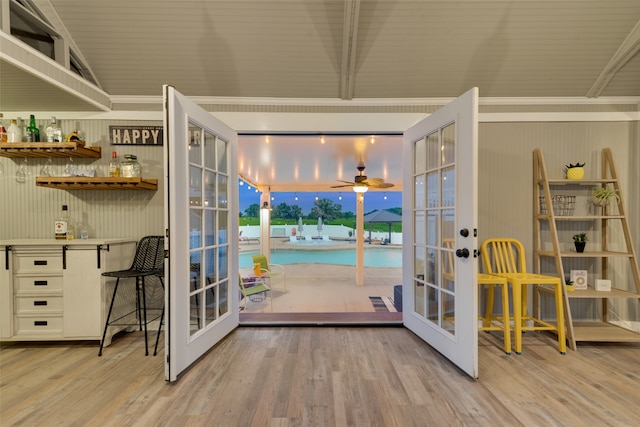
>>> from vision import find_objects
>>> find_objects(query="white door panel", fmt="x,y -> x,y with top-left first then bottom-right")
402,88 -> 479,378
164,86 -> 239,382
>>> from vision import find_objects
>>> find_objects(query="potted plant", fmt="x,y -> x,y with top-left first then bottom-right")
564,162 -> 585,180
590,186 -> 620,207
572,232 -> 587,253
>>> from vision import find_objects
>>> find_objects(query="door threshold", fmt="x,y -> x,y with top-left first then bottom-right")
239,312 -> 403,326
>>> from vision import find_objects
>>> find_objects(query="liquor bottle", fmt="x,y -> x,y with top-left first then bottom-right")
45,116 -> 63,142
7,119 -> 23,142
0,113 -> 7,142
26,115 -> 40,142
55,205 -> 71,240
108,151 -> 121,177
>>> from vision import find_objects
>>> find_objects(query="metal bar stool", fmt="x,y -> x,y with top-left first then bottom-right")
481,238 -> 566,355
99,236 -> 165,356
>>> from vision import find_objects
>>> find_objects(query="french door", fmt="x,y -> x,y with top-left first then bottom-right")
402,88 -> 479,378
163,85 -> 239,382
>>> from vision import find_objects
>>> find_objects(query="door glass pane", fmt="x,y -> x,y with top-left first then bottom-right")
218,174 -> 228,208
203,170 -> 215,208
219,280 -> 229,316
190,166 -> 202,207
442,290 -> 455,334
190,294 -> 201,335
415,137 -> 426,173
414,211 -> 425,245
442,168 -> 455,207
427,285 -> 438,325
427,172 -> 438,207
442,209 -> 455,242
190,210 -> 202,250
414,280 -> 425,316
205,286 -> 217,326
204,210 -> 216,247
426,132 -> 439,170
442,124 -> 455,165
189,125 -> 202,165
414,174 -> 425,209
426,210 -> 438,247
204,131 -> 216,170
217,137 -> 228,174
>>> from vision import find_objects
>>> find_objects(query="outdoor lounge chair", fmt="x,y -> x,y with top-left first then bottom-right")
251,254 -> 286,290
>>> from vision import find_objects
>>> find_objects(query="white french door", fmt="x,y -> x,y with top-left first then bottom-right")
402,88 -> 479,378
163,85 -> 239,382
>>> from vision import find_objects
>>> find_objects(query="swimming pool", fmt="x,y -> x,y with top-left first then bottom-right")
239,248 -> 402,268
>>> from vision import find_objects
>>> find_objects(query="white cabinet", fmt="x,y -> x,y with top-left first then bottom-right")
0,239 -> 136,343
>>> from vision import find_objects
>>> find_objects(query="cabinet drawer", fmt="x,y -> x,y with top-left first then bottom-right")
15,296 -> 63,313
14,254 -> 63,272
15,276 -> 63,291
14,315 -> 63,335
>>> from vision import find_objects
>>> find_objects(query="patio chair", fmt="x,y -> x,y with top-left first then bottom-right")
251,254 -> 286,291
239,274 -> 272,311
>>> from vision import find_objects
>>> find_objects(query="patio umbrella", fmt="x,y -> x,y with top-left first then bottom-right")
317,217 -> 323,236
297,217 -> 304,233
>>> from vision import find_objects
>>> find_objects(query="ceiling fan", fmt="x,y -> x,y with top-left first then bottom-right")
331,162 -> 394,193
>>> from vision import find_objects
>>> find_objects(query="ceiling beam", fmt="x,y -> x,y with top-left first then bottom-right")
339,0 -> 360,100
587,18 -> 640,98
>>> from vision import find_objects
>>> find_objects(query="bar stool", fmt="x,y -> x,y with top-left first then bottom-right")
99,236 -> 165,356
481,238 -> 566,355
478,273 -> 512,354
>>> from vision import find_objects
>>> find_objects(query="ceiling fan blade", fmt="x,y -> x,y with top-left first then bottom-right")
330,184 -> 355,188
335,180 -> 356,185
362,178 -> 394,188
369,182 -> 394,188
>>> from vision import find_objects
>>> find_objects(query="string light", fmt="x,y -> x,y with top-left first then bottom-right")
294,193 -> 298,201
265,135 -> 270,144
383,193 -> 388,200
315,193 -> 319,200
320,135 -> 325,144
338,193 -> 342,200
370,135 -> 375,144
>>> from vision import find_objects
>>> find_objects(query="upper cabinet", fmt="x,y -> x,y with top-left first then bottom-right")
0,142 -> 101,159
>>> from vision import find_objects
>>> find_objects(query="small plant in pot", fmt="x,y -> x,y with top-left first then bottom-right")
565,279 -> 575,292
572,232 -> 587,253
564,162 -> 585,180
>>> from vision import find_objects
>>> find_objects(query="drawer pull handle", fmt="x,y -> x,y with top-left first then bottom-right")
34,321 -> 48,326
34,260 -> 48,266
34,280 -> 48,286
34,301 -> 48,306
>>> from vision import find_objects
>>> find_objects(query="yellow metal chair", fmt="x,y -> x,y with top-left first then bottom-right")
251,254 -> 286,290
443,239 -> 512,354
481,238 -> 566,355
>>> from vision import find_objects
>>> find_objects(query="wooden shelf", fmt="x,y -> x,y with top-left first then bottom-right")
572,321 -> 640,343
0,142 -> 101,159
533,148 -> 640,351
542,286 -> 640,299
36,177 -> 157,191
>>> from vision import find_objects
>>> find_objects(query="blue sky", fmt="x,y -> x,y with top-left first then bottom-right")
238,184 -> 402,215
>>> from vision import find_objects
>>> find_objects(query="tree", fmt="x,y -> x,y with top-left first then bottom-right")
309,198 -> 342,221
244,203 -> 260,218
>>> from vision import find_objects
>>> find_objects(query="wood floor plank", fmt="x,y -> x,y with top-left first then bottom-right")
2,327 -> 640,426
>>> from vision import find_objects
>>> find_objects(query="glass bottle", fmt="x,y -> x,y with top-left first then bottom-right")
45,116 -> 63,142
55,205 -> 71,240
0,113 -> 7,142
26,115 -> 40,142
7,119 -> 23,143
121,154 -> 140,177
108,151 -> 121,177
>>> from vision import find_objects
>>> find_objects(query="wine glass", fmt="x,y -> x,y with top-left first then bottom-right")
40,158 -> 55,177
64,157 -> 76,176
16,158 -> 31,183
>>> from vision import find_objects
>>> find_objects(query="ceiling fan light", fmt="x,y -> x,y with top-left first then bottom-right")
353,184 -> 368,193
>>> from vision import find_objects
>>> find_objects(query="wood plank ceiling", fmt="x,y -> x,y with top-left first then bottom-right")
1,0 -> 639,191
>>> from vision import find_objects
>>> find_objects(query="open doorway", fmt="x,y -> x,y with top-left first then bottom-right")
237,134 -> 403,320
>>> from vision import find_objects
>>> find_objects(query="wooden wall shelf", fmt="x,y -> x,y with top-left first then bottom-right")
36,177 -> 158,191
0,142 -> 101,159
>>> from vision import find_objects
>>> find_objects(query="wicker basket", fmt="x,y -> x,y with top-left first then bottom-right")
539,195 -> 576,216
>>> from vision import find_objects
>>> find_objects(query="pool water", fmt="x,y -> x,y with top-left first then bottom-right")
239,248 -> 402,268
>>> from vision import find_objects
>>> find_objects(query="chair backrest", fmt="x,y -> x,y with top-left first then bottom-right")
442,238 -> 455,277
131,236 -> 165,272
481,238 -> 527,274
251,254 -> 269,271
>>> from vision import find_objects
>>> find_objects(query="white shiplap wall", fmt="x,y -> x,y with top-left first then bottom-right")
0,119 -> 164,241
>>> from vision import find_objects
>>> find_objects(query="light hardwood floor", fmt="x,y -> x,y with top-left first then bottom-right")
1,327 -> 639,426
